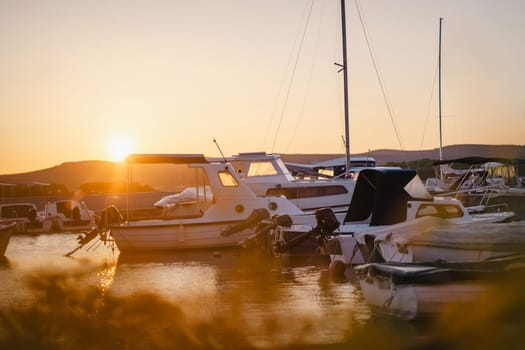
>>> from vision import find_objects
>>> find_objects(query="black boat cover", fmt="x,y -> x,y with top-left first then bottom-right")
343,168 -> 431,226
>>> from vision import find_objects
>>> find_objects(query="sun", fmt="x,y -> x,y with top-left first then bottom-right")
108,135 -> 134,162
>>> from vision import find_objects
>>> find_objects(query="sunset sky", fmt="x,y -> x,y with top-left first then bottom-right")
1,0 -> 523,174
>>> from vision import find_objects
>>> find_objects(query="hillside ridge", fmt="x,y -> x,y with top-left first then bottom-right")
1,144 -> 523,191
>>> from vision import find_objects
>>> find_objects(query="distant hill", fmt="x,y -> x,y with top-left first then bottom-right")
1,144 -> 523,191
281,144 -> 525,165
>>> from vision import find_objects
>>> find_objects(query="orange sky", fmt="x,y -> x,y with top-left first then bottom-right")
1,0 -> 524,174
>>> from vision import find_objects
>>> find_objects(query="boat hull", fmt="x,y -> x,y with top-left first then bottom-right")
359,275 -> 488,320
111,219 -> 253,252
355,259 -> 523,320
376,221 -> 525,263
0,222 -> 16,255
13,219 -> 53,234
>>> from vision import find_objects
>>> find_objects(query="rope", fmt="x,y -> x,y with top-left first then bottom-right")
285,0 -> 326,151
354,0 -> 404,150
272,0 -> 316,152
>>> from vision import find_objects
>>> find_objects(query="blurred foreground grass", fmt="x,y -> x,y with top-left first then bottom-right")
1,259 -> 525,350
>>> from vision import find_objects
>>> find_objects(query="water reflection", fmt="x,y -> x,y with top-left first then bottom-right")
1,234 -> 375,348
109,249 -> 372,346
2,233 -> 524,348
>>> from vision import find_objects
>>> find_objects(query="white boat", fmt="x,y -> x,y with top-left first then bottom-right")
374,219 -> 525,264
43,200 -> 98,232
109,154 -> 305,252
156,152 -> 376,219
355,255 -> 525,320
0,221 -> 16,256
0,202 -> 53,234
319,168 -> 518,270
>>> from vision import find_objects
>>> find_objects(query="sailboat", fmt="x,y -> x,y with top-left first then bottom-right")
225,0 -> 364,259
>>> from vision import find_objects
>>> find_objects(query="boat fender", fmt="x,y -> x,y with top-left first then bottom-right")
272,214 -> 293,228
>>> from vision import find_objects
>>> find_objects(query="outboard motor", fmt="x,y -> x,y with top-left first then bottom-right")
314,208 -> 340,236
65,205 -> 124,257
274,208 -> 340,254
97,205 -> 124,231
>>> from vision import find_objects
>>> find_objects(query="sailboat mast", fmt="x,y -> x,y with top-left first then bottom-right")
438,17 -> 443,161
340,0 -> 351,173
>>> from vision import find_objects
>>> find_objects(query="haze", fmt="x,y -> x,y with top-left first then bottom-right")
1,0 -> 523,174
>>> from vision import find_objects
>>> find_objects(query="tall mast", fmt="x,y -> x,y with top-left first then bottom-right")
340,0 -> 351,173
438,17 -> 443,161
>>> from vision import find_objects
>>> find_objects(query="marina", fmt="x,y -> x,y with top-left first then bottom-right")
1,0 -> 524,348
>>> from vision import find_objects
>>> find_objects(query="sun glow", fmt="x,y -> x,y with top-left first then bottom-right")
108,135 -> 134,162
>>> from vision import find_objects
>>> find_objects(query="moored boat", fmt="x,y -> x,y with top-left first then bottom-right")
109,154 -> 305,252
309,168 -> 518,277
355,255 -> 525,320
0,202 -> 53,234
43,200 -> 98,232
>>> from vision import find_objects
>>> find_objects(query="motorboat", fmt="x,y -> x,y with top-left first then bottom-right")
318,168 -> 519,270
0,221 -> 16,255
156,152 -> 375,219
109,154 -> 305,252
43,200 -> 98,232
355,255 -> 525,320
426,157 -> 525,194
372,219 -> 525,264
232,167 -> 516,266
0,202 -> 53,234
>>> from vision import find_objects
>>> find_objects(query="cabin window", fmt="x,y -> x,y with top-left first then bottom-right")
318,169 -> 334,177
416,204 -> 464,219
247,161 -> 278,176
1,205 -> 33,218
218,171 -> 239,187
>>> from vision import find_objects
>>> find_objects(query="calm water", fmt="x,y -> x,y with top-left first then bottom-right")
0,233 -> 382,347
3,233 -> 523,349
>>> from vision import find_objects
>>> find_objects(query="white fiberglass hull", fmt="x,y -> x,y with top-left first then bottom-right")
111,219 -> 253,252
377,220 -> 525,263
358,276 -> 488,320
13,219 -> 53,234
353,261 -> 523,320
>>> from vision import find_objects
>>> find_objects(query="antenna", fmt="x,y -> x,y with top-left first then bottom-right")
213,138 -> 227,162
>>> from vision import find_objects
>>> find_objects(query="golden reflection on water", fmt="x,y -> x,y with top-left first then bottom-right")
97,263 -> 117,297
0,233 -> 372,348
3,234 -> 525,349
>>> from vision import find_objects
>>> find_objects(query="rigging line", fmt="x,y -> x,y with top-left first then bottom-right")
354,0 -> 404,150
271,0 -> 316,153
420,60 -> 439,148
263,1 -> 311,149
285,0 -> 326,151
